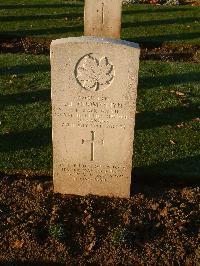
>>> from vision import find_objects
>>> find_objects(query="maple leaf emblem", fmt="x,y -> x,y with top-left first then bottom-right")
75,54 -> 115,91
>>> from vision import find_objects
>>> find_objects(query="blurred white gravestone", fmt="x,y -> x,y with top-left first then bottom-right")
84,0 -> 123,39
51,0 -> 140,197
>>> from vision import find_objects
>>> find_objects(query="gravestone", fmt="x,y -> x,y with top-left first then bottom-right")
51,1 -> 140,198
84,0 -> 122,39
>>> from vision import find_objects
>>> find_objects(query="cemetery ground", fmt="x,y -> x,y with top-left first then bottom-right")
0,0 -> 200,265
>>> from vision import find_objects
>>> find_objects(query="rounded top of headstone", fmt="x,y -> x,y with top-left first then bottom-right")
51,36 -> 140,50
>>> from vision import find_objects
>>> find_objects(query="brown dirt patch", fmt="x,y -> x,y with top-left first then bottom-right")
0,174 -> 199,265
0,37 -> 50,55
140,43 -> 200,63
0,36 -> 199,63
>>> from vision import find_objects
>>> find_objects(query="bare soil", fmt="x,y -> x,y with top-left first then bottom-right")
0,174 -> 199,265
0,36 -> 199,63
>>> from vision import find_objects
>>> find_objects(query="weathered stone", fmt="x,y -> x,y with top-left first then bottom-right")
51,37 -> 140,197
84,0 -> 122,39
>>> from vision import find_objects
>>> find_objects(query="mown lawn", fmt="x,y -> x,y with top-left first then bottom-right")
0,53 -> 199,180
0,0 -> 199,180
0,0 -> 199,45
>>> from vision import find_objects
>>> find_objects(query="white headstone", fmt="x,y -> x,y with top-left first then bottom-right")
84,0 -> 122,39
51,37 -> 140,197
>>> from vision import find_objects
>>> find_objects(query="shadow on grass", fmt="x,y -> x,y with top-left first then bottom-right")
122,7 -> 193,15
1,25 -> 83,37
139,71 -> 200,88
0,128 -> 51,152
1,27 -> 198,42
0,89 -> 50,106
0,13 -> 83,22
136,105 -> 200,130
122,17 -> 199,28
131,155 -> 200,193
125,32 -> 200,44
0,63 -> 50,76
0,3 -> 83,9
1,14 -> 197,25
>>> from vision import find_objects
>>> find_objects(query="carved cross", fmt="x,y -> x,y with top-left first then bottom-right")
82,131 -> 104,161
84,0 -> 123,39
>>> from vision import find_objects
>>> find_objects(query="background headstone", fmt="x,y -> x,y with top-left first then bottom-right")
84,0 -> 123,39
51,37 -> 140,197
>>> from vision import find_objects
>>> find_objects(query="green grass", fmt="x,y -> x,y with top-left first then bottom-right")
0,0 -> 199,180
0,0 -> 199,45
122,4 -> 200,45
0,54 -> 52,171
0,53 -> 199,180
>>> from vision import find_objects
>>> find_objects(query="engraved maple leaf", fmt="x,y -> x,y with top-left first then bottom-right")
76,54 -> 114,91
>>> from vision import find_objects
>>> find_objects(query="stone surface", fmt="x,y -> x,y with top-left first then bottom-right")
51,36 -> 140,197
84,0 -> 122,39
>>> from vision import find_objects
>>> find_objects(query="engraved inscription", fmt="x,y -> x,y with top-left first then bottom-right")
75,53 -> 115,91
101,2 -> 104,25
59,163 -> 126,182
53,96 -> 134,130
82,131 -> 104,161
